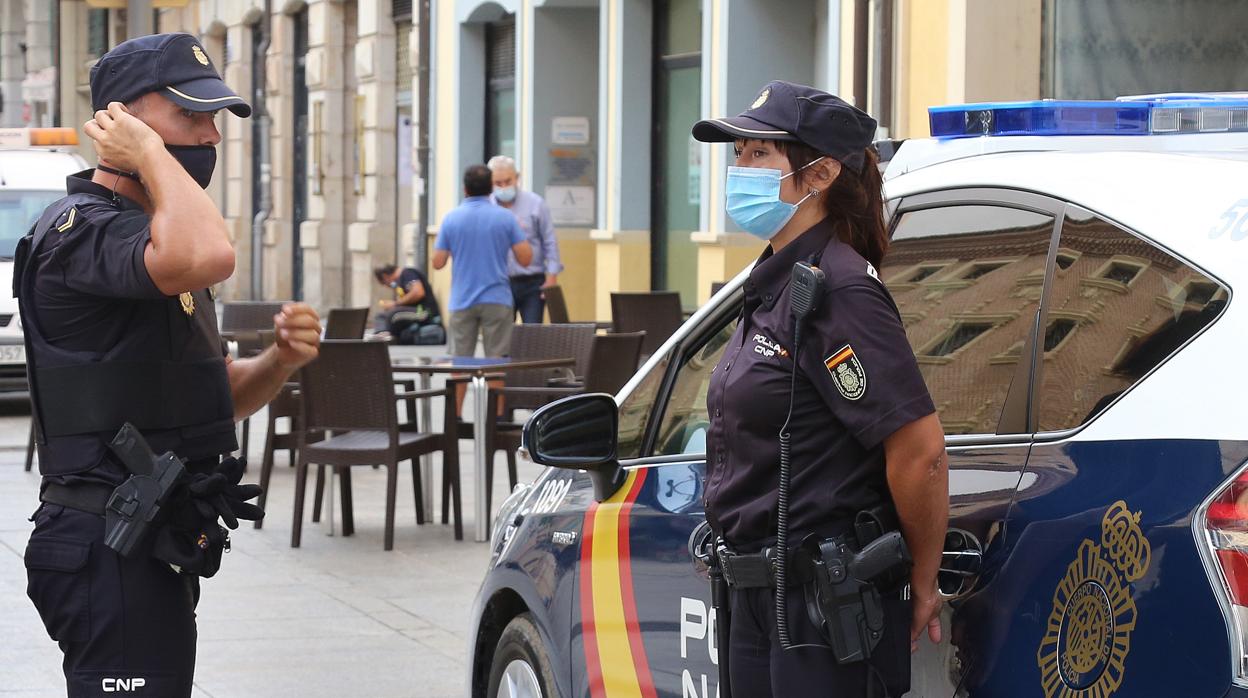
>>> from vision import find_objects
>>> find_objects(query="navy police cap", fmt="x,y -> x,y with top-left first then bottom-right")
693,80 -> 876,173
90,33 -> 251,118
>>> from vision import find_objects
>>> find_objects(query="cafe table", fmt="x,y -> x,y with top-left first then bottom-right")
392,355 -> 576,541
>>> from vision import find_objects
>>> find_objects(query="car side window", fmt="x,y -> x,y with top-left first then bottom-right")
886,205 -> 1055,435
617,352 -> 670,459
1035,206 -> 1225,431
652,316 -> 739,456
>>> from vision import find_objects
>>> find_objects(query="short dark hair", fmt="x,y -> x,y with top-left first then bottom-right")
463,164 -> 493,197
374,264 -> 397,284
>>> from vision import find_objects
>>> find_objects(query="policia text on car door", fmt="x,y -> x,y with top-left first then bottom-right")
693,80 -> 950,697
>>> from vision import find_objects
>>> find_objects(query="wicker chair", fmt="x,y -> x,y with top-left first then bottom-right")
441,323 -> 596,520
222,301 -> 289,459
482,331 -> 645,512
543,284 -> 570,324
292,340 -> 460,549
610,291 -> 683,358
324,307 -> 370,339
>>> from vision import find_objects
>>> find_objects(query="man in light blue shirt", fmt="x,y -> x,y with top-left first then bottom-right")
433,165 -> 532,356
488,155 -> 563,323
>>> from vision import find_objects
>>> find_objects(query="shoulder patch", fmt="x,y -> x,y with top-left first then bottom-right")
824,344 -> 867,400
55,207 -> 78,233
865,262 -> 879,280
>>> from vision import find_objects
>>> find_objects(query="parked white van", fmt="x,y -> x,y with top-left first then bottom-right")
0,128 -> 88,391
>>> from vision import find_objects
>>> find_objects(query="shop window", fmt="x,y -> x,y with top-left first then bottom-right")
1036,206 -> 1226,431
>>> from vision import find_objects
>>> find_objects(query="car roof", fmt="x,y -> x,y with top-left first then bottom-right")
0,149 -> 86,191
884,147 -> 1248,289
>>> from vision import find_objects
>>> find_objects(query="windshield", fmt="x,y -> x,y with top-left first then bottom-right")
0,190 -> 64,259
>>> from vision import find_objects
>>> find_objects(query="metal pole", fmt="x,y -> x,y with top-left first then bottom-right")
127,0 -> 153,39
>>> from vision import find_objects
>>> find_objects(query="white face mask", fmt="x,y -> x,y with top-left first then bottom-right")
494,185 -> 517,203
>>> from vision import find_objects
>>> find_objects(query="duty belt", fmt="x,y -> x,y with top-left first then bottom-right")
41,482 -> 112,516
717,545 -> 819,588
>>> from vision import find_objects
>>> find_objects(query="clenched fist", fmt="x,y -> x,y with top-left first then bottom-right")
83,102 -> 164,174
272,303 -> 321,371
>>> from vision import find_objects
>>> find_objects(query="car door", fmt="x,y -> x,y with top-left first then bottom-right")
968,203 -> 1237,697
569,299 -> 741,698
884,190 -> 1066,696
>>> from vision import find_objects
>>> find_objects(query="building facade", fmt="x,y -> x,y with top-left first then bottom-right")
4,0 -> 1247,318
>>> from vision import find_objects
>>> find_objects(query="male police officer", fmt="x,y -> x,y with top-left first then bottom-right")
18,33 -> 321,696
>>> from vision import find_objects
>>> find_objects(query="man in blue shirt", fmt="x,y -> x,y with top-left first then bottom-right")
488,155 -> 563,323
433,165 -> 532,356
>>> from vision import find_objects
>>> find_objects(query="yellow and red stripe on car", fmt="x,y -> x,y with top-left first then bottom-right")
579,468 -> 658,698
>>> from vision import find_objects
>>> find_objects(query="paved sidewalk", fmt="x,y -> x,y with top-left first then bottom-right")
0,345 -> 543,697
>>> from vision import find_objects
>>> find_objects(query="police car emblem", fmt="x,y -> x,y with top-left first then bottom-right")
179,292 -> 195,316
824,344 -> 866,400
192,45 -> 210,66
1037,501 -> 1150,698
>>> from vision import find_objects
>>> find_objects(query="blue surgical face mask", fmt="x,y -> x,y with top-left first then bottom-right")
494,185 -> 517,203
725,158 -> 823,240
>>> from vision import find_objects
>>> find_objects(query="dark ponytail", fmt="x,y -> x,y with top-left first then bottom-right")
784,144 -> 889,269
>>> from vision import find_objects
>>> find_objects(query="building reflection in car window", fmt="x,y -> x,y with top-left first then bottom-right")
654,318 -> 738,456
617,351 -> 670,459
1036,206 -> 1226,431
885,205 -> 1054,435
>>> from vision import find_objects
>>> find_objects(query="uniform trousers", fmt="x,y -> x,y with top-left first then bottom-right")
25,504 -> 199,697
729,585 -> 911,698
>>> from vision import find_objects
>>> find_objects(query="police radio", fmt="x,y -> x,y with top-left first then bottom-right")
774,261 -> 825,649
774,261 -> 912,662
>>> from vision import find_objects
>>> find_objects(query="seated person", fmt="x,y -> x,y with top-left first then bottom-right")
373,264 -> 445,344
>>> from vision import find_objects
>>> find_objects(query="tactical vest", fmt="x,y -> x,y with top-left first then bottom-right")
15,192 -> 236,476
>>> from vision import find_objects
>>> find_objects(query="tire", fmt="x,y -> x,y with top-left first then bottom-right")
486,613 -> 559,698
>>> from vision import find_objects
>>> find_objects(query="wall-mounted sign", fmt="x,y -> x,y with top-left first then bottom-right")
551,116 -> 591,146
546,186 -> 595,226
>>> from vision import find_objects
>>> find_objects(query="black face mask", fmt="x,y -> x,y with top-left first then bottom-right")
166,145 -> 217,189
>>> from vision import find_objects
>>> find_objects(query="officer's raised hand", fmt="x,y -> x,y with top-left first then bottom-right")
273,303 -> 322,370
83,102 -> 165,175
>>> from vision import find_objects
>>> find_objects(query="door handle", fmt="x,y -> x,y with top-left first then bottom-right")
938,529 -> 983,599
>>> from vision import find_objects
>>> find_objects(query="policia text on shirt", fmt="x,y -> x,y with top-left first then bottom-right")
18,33 -> 322,698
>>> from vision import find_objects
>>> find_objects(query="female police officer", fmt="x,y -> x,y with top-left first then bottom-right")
694,80 -> 948,696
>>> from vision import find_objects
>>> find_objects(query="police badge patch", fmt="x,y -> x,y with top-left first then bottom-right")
824,344 -> 866,400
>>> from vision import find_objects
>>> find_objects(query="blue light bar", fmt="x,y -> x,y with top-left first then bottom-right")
929,94 -> 1248,139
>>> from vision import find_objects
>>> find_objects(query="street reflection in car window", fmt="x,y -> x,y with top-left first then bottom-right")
1036,206 -> 1225,431
886,205 -> 1054,435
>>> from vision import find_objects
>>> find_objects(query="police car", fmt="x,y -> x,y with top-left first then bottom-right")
469,94 -> 1248,698
0,128 -> 87,391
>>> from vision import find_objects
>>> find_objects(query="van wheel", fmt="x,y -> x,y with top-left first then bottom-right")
487,613 -> 558,698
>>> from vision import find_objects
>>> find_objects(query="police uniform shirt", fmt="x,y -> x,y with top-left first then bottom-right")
704,216 -> 936,548
27,170 -> 236,491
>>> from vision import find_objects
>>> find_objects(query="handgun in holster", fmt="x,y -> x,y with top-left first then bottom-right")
103,423 -> 186,557
802,529 -> 912,664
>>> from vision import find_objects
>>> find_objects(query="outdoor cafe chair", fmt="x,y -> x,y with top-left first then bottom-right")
481,330 -> 645,513
292,340 -> 460,549
610,291 -> 683,359
439,323 -> 595,525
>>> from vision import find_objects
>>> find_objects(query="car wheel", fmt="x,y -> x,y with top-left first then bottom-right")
487,613 -> 558,698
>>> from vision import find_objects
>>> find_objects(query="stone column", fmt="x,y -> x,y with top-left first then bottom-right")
301,0 -> 349,309
0,0 -> 24,127
348,0 -> 398,308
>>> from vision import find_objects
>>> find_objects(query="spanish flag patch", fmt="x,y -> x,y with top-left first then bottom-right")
824,344 -> 867,400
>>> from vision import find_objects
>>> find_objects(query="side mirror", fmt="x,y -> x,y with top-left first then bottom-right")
523,393 -> 626,501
